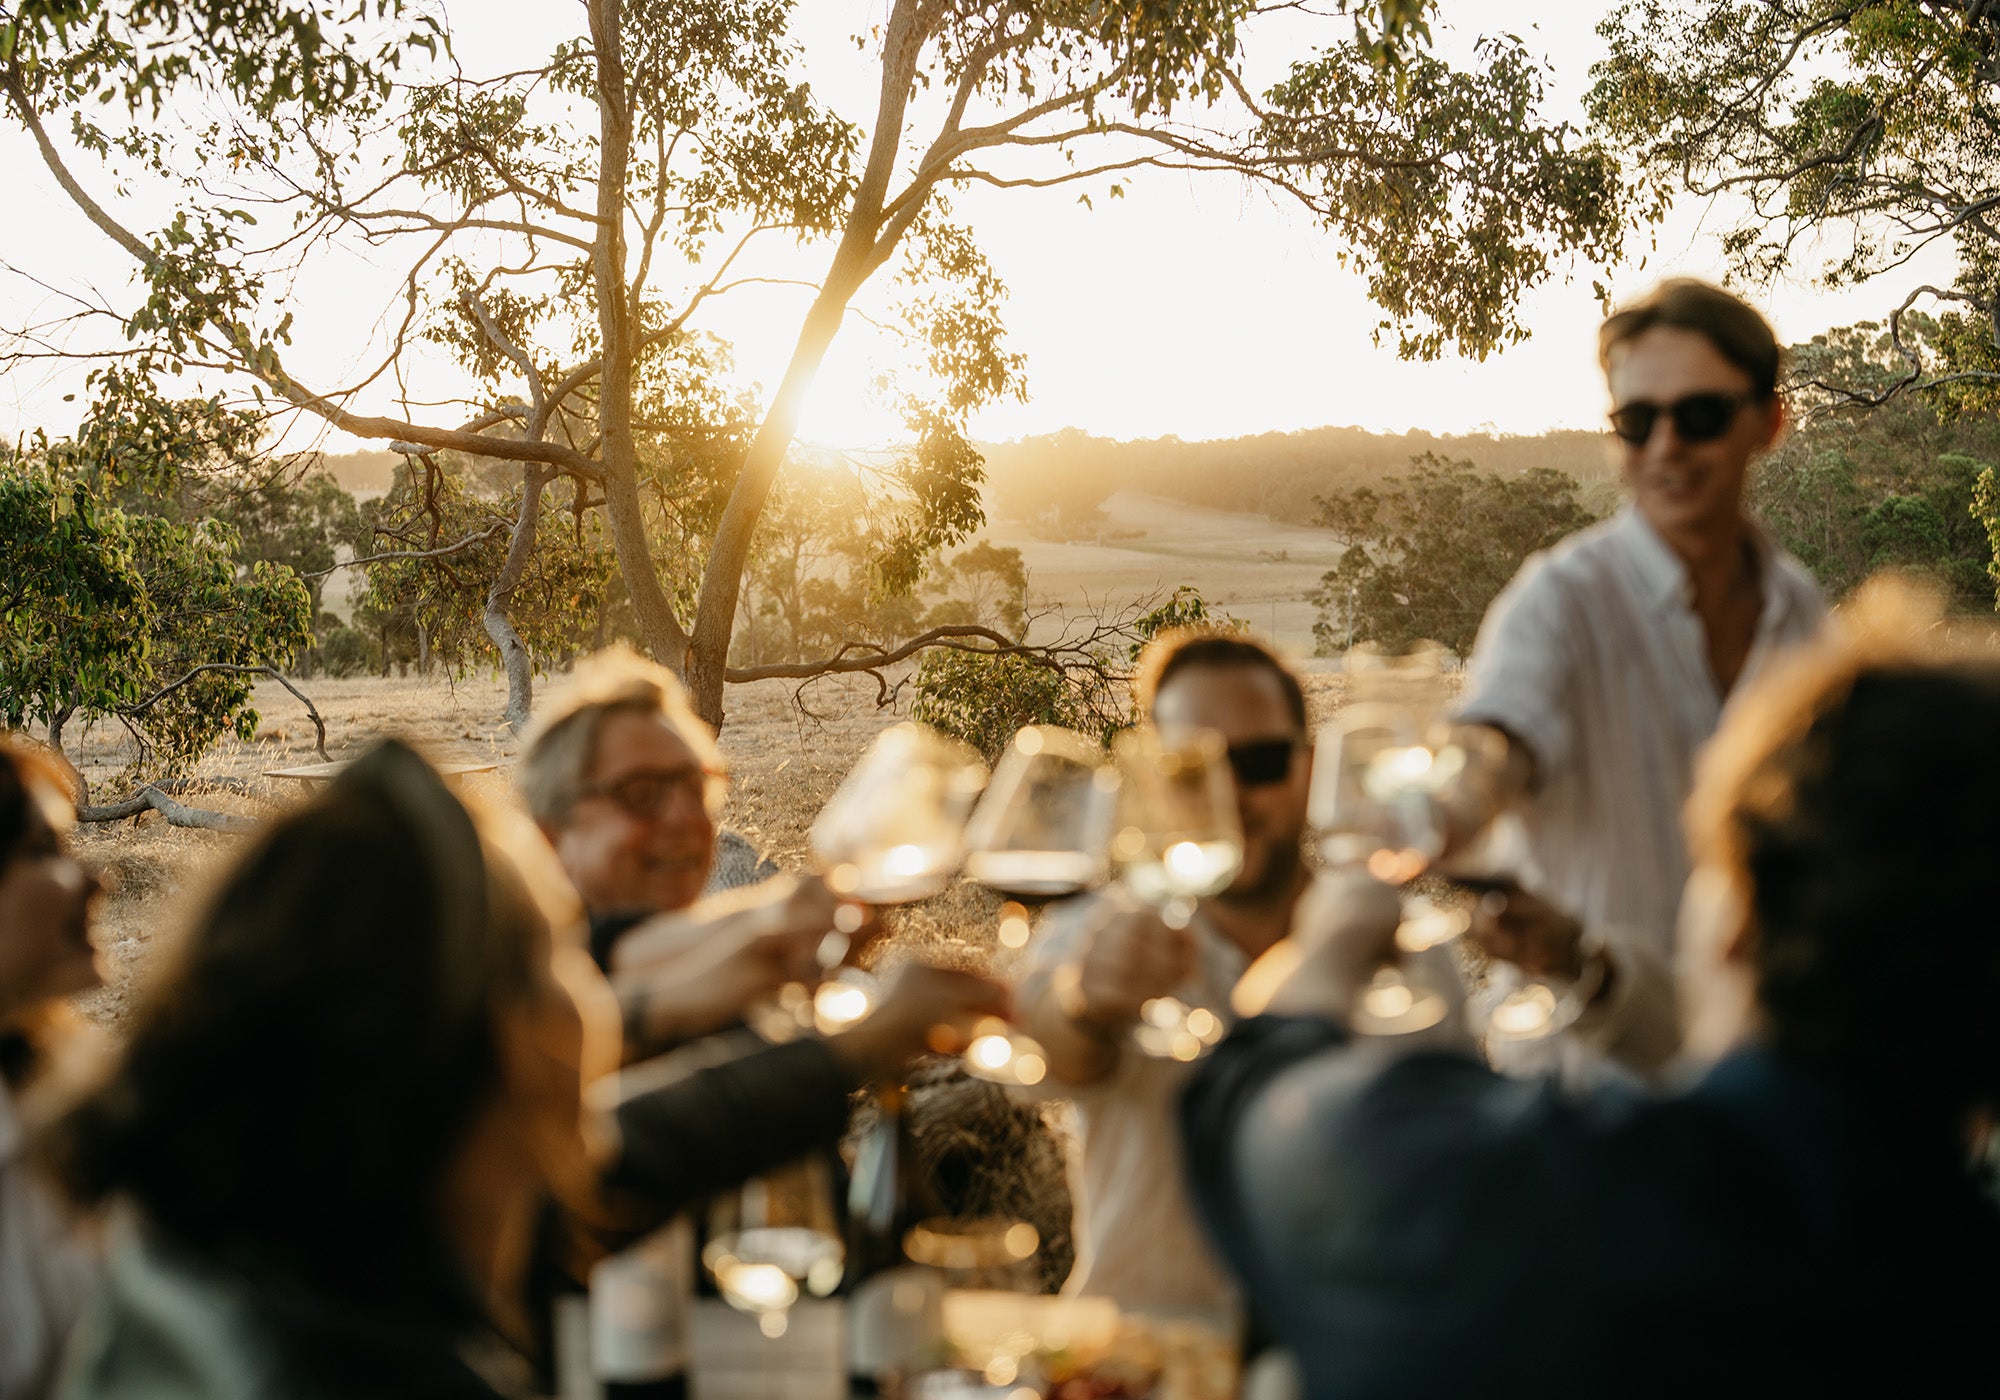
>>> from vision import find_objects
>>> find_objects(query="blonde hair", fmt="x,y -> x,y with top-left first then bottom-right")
516,645 -> 725,824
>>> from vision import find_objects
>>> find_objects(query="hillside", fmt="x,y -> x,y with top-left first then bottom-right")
980,425 -> 1617,526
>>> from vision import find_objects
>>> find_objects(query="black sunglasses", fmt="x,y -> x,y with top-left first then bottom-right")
1608,392 -> 1752,447
1226,738 -> 1303,789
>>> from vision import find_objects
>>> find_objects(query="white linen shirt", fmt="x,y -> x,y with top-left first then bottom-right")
1459,506 -> 1826,959
1015,890 -> 1247,1326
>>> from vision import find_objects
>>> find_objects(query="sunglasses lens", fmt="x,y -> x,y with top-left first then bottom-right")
1672,393 -> 1741,443
1609,404 -> 1656,445
1227,740 -> 1296,788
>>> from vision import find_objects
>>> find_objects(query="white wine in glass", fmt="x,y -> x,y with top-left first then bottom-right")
958,725 -> 1118,1086
1110,728 -> 1244,1062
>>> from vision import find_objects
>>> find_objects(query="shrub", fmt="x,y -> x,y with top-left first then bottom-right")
316,625 -> 382,679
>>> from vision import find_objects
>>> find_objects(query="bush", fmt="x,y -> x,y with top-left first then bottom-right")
912,649 -> 1120,759
316,625 -> 382,679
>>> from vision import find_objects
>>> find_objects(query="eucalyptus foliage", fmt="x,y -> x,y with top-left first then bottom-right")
6,0 -> 1632,728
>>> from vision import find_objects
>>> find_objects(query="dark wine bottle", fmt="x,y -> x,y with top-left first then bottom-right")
843,1082 -> 946,1393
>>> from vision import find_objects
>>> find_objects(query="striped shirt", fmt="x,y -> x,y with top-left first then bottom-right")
1459,506 -> 1825,958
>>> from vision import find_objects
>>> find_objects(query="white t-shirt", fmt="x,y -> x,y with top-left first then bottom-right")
1016,891 -> 1246,1326
1459,506 -> 1826,957
0,1076 -> 95,1400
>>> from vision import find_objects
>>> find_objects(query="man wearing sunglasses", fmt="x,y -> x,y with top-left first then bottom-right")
1013,631 -> 1314,1326
1442,279 -> 1825,1075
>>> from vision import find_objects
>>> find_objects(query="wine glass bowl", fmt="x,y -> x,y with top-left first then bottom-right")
1109,728 -> 1244,1061
812,723 -> 989,903
960,725 -> 1119,898
751,724 -> 988,1046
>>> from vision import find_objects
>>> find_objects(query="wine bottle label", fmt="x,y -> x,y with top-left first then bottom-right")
847,1265 -> 945,1379
591,1218 -> 695,1381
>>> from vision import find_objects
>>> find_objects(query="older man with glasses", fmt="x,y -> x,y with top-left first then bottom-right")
1436,279 -> 1826,1078
1012,630 -> 1315,1329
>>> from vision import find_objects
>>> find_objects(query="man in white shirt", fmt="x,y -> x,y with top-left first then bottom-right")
1445,279 -> 1826,1043
1015,632 -> 1314,1325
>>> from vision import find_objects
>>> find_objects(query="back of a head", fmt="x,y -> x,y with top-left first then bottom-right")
1689,579 -> 2000,1117
44,741 -> 545,1311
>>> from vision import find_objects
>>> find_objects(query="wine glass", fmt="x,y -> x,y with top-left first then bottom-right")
1452,816 -> 1587,1046
1308,643 -> 1468,1035
958,725 -> 1120,1088
702,1154 -> 846,1340
750,724 -> 989,1044
1109,728 -> 1243,1062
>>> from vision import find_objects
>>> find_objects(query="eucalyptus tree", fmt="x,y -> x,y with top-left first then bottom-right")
1590,0 -> 2000,408
5,0 -> 1631,728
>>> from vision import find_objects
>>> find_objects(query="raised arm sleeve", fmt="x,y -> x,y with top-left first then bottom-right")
604,1035 -> 858,1224
1457,552 -> 1581,786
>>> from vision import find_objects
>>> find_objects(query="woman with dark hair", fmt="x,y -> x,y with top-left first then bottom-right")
47,741 -> 600,1398
0,740 -> 103,1400
44,740 -> 1001,1398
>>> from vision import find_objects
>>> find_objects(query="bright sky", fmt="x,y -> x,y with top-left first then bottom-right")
0,1 -> 1959,458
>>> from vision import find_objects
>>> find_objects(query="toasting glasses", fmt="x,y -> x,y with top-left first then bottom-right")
748,724 -> 989,1044
957,725 -> 1120,1086
1109,728 -> 1244,1062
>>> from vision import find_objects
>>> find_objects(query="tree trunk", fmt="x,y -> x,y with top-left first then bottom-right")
686,286 -> 854,726
485,467 -> 553,732
47,705 -> 74,758
416,618 -> 431,677
589,0 -> 694,686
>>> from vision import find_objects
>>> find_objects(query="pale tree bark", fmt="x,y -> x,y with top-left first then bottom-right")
485,466 -> 553,732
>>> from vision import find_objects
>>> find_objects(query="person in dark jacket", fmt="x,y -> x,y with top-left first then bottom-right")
42,743 -> 997,1399
1182,579 -> 2000,1398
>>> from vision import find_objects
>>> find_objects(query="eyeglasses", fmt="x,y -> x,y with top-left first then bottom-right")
573,765 -> 720,820
1608,392 -> 1752,446
1226,737 -> 1304,789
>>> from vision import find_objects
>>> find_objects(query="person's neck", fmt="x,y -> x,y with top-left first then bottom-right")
1647,508 -> 1755,616
1201,861 -> 1312,962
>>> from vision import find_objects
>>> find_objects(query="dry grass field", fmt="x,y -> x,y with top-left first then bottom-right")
64,491 -> 1376,1021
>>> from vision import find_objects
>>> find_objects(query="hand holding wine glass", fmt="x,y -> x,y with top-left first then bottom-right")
750,724 -> 987,1043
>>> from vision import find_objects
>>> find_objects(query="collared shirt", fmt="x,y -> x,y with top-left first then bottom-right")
1016,891 -> 1248,1324
1458,507 -> 1825,958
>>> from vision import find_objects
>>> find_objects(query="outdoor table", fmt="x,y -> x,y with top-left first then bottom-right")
262,759 -> 499,788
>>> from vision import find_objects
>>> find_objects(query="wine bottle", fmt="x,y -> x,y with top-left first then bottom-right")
589,1217 -> 694,1400
843,1082 -> 946,1393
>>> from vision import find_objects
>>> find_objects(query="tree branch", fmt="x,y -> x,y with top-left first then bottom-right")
123,664 -> 330,762
77,785 -> 259,833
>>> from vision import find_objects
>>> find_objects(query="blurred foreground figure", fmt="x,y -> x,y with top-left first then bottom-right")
40,744 -> 988,1399
1184,581 -> 2000,1397
0,743 -> 102,1400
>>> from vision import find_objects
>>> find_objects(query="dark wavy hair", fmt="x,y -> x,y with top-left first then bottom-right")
42,741 -> 548,1314
1599,278 -> 1784,400
1688,580 -> 2000,1118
